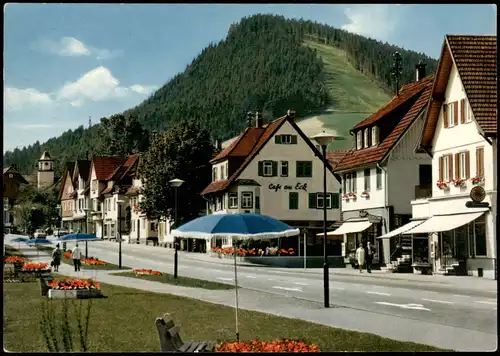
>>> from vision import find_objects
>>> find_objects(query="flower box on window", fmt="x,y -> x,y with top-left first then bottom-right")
436,180 -> 449,190
452,177 -> 466,187
471,176 -> 484,185
348,192 -> 357,200
360,191 -> 369,198
342,194 -> 350,201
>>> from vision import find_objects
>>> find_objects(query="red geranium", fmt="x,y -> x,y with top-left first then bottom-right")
63,252 -> 72,259
217,339 -> 320,352
22,262 -> 49,271
4,256 -> 28,263
48,278 -> 101,290
133,269 -> 162,276
81,258 -> 107,265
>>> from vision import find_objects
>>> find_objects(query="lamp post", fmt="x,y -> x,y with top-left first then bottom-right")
117,199 -> 126,269
169,178 -> 184,279
83,207 -> 89,259
56,204 -> 61,239
312,131 -> 342,308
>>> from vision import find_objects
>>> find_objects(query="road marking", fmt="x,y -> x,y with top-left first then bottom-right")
217,277 -> 233,281
374,302 -> 431,311
245,275 -> 256,279
366,291 -> 391,296
422,298 -> 454,305
476,301 -> 497,306
294,282 -> 308,286
453,294 -> 470,298
272,286 -> 302,292
267,278 -> 275,281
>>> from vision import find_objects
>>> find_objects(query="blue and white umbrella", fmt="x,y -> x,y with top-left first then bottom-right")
56,233 -> 99,242
171,213 -> 299,342
10,237 -> 28,249
25,238 -> 53,257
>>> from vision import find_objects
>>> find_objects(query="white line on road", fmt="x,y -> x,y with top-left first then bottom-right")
366,291 -> 391,296
272,286 -> 303,292
476,301 -> 497,306
422,298 -> 454,305
245,275 -> 257,279
294,282 -> 308,286
374,302 -> 431,311
217,277 -> 233,281
453,294 -> 471,298
267,278 -> 275,281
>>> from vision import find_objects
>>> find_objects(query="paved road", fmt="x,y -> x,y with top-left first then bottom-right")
7,235 -> 497,351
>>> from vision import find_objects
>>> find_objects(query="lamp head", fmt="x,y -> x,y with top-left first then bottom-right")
311,131 -> 343,147
169,178 -> 184,188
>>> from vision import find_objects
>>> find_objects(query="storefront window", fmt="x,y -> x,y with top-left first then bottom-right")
474,215 -> 487,256
454,224 -> 468,259
440,230 -> 453,265
412,235 -> 429,264
346,233 -> 356,253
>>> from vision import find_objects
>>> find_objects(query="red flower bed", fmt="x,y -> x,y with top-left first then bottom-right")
22,262 -> 49,271
81,258 -> 107,265
4,256 -> 28,264
133,269 -> 162,276
217,339 -> 320,352
63,251 -> 72,259
48,278 -> 101,290
211,247 -> 295,257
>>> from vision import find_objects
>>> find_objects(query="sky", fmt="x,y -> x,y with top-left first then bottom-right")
3,4 -> 496,153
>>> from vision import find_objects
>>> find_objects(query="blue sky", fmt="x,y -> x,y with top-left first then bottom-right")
3,4 -> 496,153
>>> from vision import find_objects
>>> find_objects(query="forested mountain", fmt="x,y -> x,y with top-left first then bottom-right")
4,14 -> 437,175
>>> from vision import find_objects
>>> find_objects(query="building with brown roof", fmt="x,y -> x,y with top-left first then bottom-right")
333,64 -> 434,268
58,162 -> 76,230
201,110 -> 342,254
3,166 -> 28,231
404,35 -> 497,279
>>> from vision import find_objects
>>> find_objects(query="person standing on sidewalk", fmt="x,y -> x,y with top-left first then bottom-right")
356,243 -> 365,273
51,243 -> 62,272
72,243 -> 82,272
365,241 -> 375,273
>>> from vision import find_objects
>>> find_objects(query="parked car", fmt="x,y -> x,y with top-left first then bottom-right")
54,229 -> 69,237
34,229 -> 47,238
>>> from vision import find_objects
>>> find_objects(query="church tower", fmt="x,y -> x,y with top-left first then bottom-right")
37,151 -> 55,188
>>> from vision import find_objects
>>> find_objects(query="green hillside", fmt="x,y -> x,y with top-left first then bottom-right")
4,14 -> 437,175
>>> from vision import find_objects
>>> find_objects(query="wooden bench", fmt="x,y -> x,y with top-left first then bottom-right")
155,313 -> 215,352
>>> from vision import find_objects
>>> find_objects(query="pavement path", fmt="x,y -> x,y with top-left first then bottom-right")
6,234 -> 497,352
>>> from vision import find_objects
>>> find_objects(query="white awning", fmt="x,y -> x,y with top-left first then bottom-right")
405,210 -> 488,234
377,220 -> 426,239
317,220 -> 372,236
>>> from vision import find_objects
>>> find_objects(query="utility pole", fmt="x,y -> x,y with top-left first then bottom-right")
392,51 -> 403,96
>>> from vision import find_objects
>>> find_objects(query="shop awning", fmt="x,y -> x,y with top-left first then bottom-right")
377,220 -> 426,239
317,220 -> 372,236
405,210 -> 488,234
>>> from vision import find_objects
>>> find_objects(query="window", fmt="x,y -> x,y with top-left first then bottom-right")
445,102 -> 458,128
220,165 -> 225,180
440,155 -> 452,182
316,193 -> 332,209
476,147 -> 484,177
352,172 -> 357,193
229,193 -> 238,208
458,152 -> 467,179
364,169 -> 371,191
356,131 -> 362,150
150,222 -> 156,231
110,224 -> 115,238
113,197 -> 116,211
364,129 -> 371,148
376,167 -> 382,189
275,135 -> 297,144
371,126 -> 379,146
344,173 -> 351,193
8,173 -> 13,179
296,161 -> 312,178
103,225 -> 108,237
263,161 -> 274,177
331,193 -> 340,209
289,192 -> 299,210
4,198 -> 9,210
462,99 -> 472,123
241,192 -> 253,208
474,215 -> 486,256
280,161 -> 288,177
212,167 -> 218,181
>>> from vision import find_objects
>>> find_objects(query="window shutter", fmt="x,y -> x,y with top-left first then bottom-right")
275,135 -> 282,144
465,151 -> 470,179
454,153 -> 459,180
476,147 -> 484,177
448,154 -> 453,182
271,161 -> 278,177
439,156 -> 444,181
331,193 -> 339,209
453,101 -> 459,126
460,99 -> 465,124
258,161 -> 263,176
308,193 -> 316,208
291,135 -> 298,144
443,105 -> 448,128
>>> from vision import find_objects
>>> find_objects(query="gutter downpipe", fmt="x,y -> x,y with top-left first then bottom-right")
377,162 -> 390,266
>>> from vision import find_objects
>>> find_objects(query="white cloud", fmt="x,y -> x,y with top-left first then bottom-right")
57,66 -> 157,104
33,37 -> 121,60
342,5 -> 402,41
14,124 -> 53,129
4,87 -> 53,111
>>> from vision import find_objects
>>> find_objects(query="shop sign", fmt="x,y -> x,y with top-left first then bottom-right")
268,183 -> 308,192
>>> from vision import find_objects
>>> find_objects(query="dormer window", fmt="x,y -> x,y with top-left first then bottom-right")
275,134 -> 298,144
212,167 -> 218,181
356,131 -> 363,150
364,128 -> 371,148
220,165 -> 225,180
371,126 -> 379,146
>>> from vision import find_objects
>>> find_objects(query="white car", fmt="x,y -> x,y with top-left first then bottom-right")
34,229 -> 47,238
54,229 -> 69,237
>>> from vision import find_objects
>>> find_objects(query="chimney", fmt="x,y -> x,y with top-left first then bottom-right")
416,60 -> 426,82
246,111 -> 254,128
287,109 -> 296,122
255,111 -> 263,128
214,139 -> 222,151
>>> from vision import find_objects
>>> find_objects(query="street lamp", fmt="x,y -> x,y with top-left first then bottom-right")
169,178 -> 184,279
56,204 -> 61,238
117,199 -> 126,269
83,207 -> 89,259
312,131 -> 343,308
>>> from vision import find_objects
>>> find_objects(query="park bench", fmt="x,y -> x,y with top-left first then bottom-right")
155,313 -> 215,353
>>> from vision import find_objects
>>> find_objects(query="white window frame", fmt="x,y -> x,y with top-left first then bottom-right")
281,134 -> 293,144
364,128 -> 370,148
316,193 -> 331,209
464,100 -> 472,123
280,161 -> 288,177
241,192 -> 253,208
212,167 -> 218,181
356,131 -> 362,150
221,165 -> 225,179
371,126 -> 379,146
364,169 -> 371,191
443,155 -> 451,182
345,173 -> 351,193
229,193 -> 238,208
263,161 -> 273,177
447,103 -> 454,127
459,152 -> 467,179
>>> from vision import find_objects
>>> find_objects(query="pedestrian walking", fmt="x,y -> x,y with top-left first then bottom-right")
365,241 -> 375,273
356,243 -> 365,273
51,243 -> 62,272
72,243 -> 82,272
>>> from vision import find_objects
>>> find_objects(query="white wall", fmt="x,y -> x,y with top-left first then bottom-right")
341,167 -> 385,212
411,199 -> 431,219
237,120 -> 341,221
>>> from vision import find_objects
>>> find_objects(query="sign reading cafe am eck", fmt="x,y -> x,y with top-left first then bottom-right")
268,182 -> 308,192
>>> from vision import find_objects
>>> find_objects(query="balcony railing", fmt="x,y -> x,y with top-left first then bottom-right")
414,184 -> 432,200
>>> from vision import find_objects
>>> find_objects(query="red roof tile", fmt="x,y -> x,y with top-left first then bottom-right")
326,150 -> 349,169
200,180 -> 230,195
211,128 -> 266,163
336,75 -> 434,172
101,186 -> 113,195
92,156 -> 127,181
125,187 -> 140,196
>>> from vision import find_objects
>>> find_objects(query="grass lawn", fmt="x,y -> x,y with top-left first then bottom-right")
3,274 -> 450,352
111,271 -> 234,290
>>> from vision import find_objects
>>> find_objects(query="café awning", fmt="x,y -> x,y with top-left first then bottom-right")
405,210 -> 488,234
377,219 -> 426,239
317,219 -> 372,236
